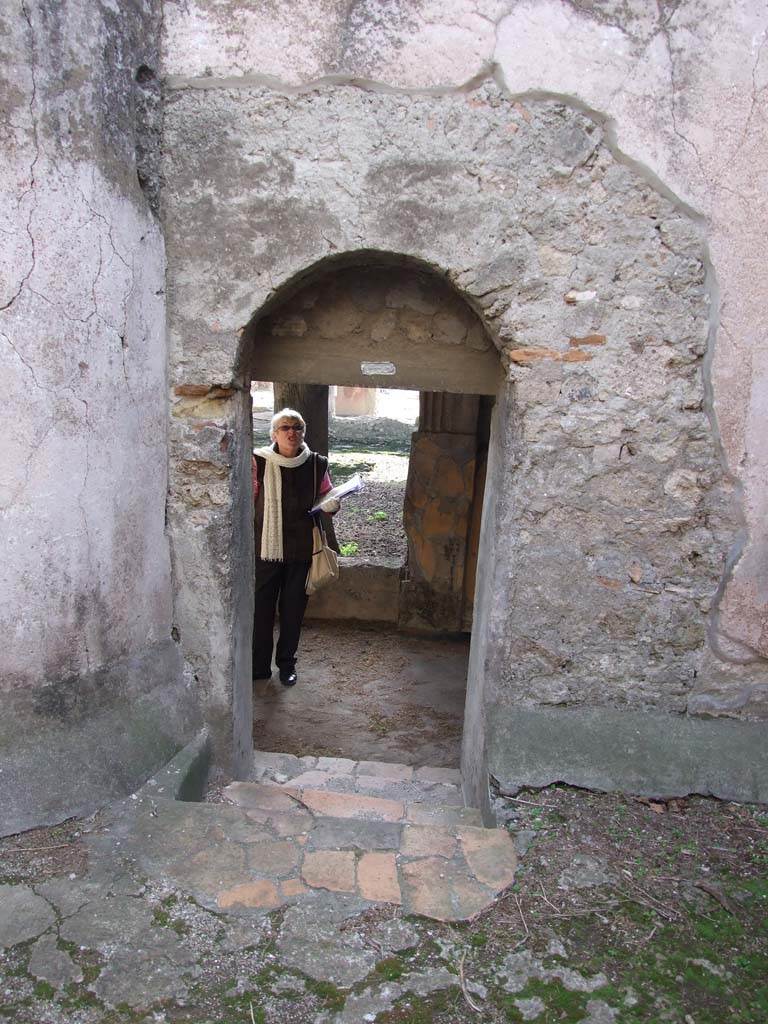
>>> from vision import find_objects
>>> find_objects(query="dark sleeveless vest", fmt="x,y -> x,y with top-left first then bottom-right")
254,449 -> 328,563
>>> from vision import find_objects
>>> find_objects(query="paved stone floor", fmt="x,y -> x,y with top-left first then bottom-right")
87,751 -> 515,926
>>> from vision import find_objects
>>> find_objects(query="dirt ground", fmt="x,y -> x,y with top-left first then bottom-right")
252,622 -> 469,766
328,451 -> 408,562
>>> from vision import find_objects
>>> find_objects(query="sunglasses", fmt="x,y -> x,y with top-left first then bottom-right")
276,424 -> 305,433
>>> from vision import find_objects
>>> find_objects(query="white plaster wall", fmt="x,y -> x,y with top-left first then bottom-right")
1,161 -> 172,683
0,0 -> 174,691
163,0 -> 768,674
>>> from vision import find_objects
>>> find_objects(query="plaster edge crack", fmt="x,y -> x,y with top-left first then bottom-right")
0,328 -> 55,395
710,615 -> 768,667
78,177 -> 133,275
1,0 -> 42,314
0,415 -> 56,513
75,388 -> 94,676
75,183 -> 164,450
740,22 -> 768,153
654,1 -> 708,184
164,65 -> 498,98
117,246 -> 158,452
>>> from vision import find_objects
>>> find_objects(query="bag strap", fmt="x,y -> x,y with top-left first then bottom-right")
311,453 -> 324,541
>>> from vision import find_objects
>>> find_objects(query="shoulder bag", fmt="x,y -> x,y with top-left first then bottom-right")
306,455 -> 340,595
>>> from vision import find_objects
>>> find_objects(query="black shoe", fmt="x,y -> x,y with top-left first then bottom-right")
279,668 -> 297,687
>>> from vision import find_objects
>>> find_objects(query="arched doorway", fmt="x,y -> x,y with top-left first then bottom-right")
241,252 -> 505,807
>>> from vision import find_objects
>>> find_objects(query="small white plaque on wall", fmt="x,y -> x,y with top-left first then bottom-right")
361,361 -> 396,376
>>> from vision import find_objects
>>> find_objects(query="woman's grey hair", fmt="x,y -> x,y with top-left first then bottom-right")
270,407 -> 306,433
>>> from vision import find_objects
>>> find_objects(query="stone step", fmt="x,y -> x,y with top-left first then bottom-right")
249,751 -> 464,806
225,781 -> 482,827
219,779 -> 517,921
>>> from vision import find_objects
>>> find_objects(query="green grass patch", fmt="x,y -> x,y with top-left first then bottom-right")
374,956 -> 406,980
305,978 -> 345,1011
33,980 -> 55,1000
60,982 -> 102,1011
221,988 -> 265,1021
375,988 -> 457,1022
328,458 -> 376,482
339,541 -> 360,556
503,979 -> 589,1022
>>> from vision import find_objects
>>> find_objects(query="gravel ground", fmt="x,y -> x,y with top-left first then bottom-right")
329,451 -> 408,562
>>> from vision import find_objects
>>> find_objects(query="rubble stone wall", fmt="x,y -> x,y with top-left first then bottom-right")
162,70 -> 746,795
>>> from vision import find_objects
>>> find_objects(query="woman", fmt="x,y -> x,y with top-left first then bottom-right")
252,408 -> 339,687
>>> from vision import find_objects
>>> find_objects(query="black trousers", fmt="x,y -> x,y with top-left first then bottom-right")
252,559 -> 311,677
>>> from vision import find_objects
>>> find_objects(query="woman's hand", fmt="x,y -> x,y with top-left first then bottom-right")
318,496 -> 341,514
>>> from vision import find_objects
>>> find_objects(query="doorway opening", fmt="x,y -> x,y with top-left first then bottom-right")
251,381 -> 491,766
245,253 -> 502,777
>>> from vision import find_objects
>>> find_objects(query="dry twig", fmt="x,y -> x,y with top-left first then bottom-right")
458,952 -> 483,1014
501,795 -> 553,808
693,880 -> 739,915
538,881 -> 559,912
611,885 -> 679,922
512,893 -> 530,949
9,843 -> 75,853
639,923 -> 658,946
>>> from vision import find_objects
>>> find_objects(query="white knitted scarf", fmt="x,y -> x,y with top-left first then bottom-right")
254,442 -> 312,562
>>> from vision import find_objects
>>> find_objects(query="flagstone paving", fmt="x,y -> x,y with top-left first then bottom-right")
56,755 -> 503,928
216,751 -> 517,921
0,747 -> 519,1015
89,752 -> 515,924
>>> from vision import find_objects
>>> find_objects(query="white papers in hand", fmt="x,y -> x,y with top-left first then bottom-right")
310,473 -> 364,513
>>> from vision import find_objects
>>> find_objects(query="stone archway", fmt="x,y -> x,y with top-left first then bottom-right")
246,255 -> 501,635
242,254 -> 505,797
165,85 -> 730,809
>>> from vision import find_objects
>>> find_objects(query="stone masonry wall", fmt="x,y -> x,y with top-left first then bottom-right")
0,0 -> 198,834
162,2 -> 768,806
162,77 -> 733,725
252,264 -> 499,393
162,3 -> 768,714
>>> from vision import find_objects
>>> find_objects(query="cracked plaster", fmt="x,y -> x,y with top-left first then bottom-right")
3,0 -> 767,834
1,0 -> 197,835
162,0 -> 508,87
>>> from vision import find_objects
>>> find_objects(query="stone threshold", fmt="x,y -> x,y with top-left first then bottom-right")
251,749 -> 462,786
218,754 -> 517,921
